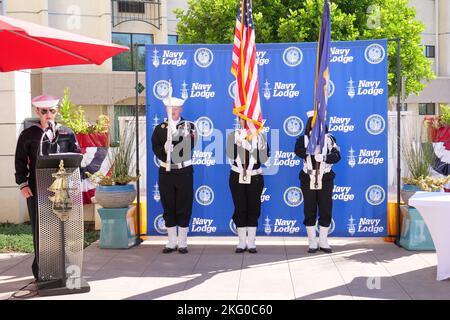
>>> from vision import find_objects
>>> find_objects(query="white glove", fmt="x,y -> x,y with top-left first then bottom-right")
241,138 -> 252,151
314,154 -> 325,162
164,141 -> 174,153
235,130 -> 245,145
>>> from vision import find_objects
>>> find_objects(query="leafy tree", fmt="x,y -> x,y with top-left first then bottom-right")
358,0 -> 434,96
174,0 -> 434,97
278,0 -> 359,42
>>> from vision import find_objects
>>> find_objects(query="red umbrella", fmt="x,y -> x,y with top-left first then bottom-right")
0,15 -> 129,72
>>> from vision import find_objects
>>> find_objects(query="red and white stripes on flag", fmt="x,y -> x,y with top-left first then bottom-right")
231,0 -> 263,140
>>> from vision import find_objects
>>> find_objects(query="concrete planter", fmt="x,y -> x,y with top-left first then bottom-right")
400,184 -> 421,206
95,184 -> 136,208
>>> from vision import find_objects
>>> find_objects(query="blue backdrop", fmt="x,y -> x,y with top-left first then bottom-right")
145,39 -> 388,237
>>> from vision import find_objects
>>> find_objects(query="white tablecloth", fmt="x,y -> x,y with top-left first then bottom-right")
409,192 -> 450,281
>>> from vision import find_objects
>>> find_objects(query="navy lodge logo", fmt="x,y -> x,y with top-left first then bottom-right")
153,182 -> 160,202
191,218 -> 217,233
330,47 -> 354,64
194,48 -> 214,68
327,80 -> 335,98
347,147 -> 356,168
195,116 -> 214,137
365,185 -> 385,206
283,47 -> 303,67
283,116 -> 304,137
364,43 -> 386,64
256,51 -> 270,66
154,49 -> 188,67
328,116 -> 354,133
153,155 -> 160,168
154,214 -> 167,234
347,78 -> 356,98
348,215 -> 356,236
283,186 -> 303,207
263,216 -> 272,235
228,80 -> 237,99
229,219 -> 238,235
195,185 -> 214,206
365,114 -> 385,135
315,218 -> 335,235
151,48 -> 160,68
152,80 -> 171,100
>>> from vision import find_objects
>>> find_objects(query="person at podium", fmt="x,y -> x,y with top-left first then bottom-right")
14,94 -> 81,280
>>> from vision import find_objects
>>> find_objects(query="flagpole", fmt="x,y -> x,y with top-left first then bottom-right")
134,43 -> 143,246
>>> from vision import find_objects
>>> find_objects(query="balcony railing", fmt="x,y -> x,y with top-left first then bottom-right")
111,0 -> 161,29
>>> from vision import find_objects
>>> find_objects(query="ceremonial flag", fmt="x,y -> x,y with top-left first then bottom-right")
307,0 -> 331,154
231,0 -> 263,140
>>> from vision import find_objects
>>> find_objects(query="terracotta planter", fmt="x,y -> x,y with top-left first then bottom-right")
76,132 -> 110,148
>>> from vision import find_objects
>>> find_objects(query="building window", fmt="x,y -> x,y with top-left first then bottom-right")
112,33 -> 153,71
168,35 -> 178,45
419,103 -> 435,115
401,103 -> 408,111
113,105 -> 145,143
118,1 -> 145,14
112,0 -> 161,29
425,45 -> 435,58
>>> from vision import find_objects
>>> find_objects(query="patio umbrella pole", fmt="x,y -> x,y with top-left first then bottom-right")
395,37 -> 402,246
134,43 -> 144,245
387,38 -> 402,246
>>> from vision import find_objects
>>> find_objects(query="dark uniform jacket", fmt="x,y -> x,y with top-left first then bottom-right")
294,133 -> 341,182
15,124 -> 80,191
151,117 -> 197,174
226,131 -> 270,171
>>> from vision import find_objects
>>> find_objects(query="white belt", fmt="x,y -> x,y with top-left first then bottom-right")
303,167 -> 331,175
231,166 -> 262,176
159,160 -> 192,169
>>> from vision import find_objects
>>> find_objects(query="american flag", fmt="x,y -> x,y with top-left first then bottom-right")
231,0 -> 263,140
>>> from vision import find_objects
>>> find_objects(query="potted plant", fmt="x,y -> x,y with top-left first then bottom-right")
401,140 -> 435,205
86,121 -> 139,208
58,88 -> 110,147
57,88 -> 112,205
424,104 -> 450,143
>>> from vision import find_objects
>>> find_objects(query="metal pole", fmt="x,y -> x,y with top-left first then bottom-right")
395,37 -> 402,246
134,43 -> 142,245
60,220 -> 66,285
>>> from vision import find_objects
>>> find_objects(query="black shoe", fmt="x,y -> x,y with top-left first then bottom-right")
307,247 -> 319,253
162,247 -> 177,254
235,247 -> 246,253
248,248 -> 258,254
319,247 -> 333,254
178,247 -> 188,254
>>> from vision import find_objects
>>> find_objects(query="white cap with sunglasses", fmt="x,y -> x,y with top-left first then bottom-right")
32,94 -> 59,110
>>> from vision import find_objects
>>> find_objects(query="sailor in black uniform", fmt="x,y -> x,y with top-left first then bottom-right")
227,119 -> 269,254
151,96 -> 197,254
14,94 -> 81,280
294,111 -> 341,253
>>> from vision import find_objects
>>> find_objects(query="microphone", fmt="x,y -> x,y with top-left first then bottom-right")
47,120 -> 55,132
40,120 -> 55,156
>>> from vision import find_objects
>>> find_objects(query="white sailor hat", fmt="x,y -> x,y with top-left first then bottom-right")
307,110 -> 315,118
162,97 -> 185,108
32,94 -> 60,109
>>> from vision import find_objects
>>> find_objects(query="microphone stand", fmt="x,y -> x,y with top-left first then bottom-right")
39,122 -> 55,156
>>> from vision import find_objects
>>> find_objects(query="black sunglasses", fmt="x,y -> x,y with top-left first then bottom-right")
39,109 -> 57,115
